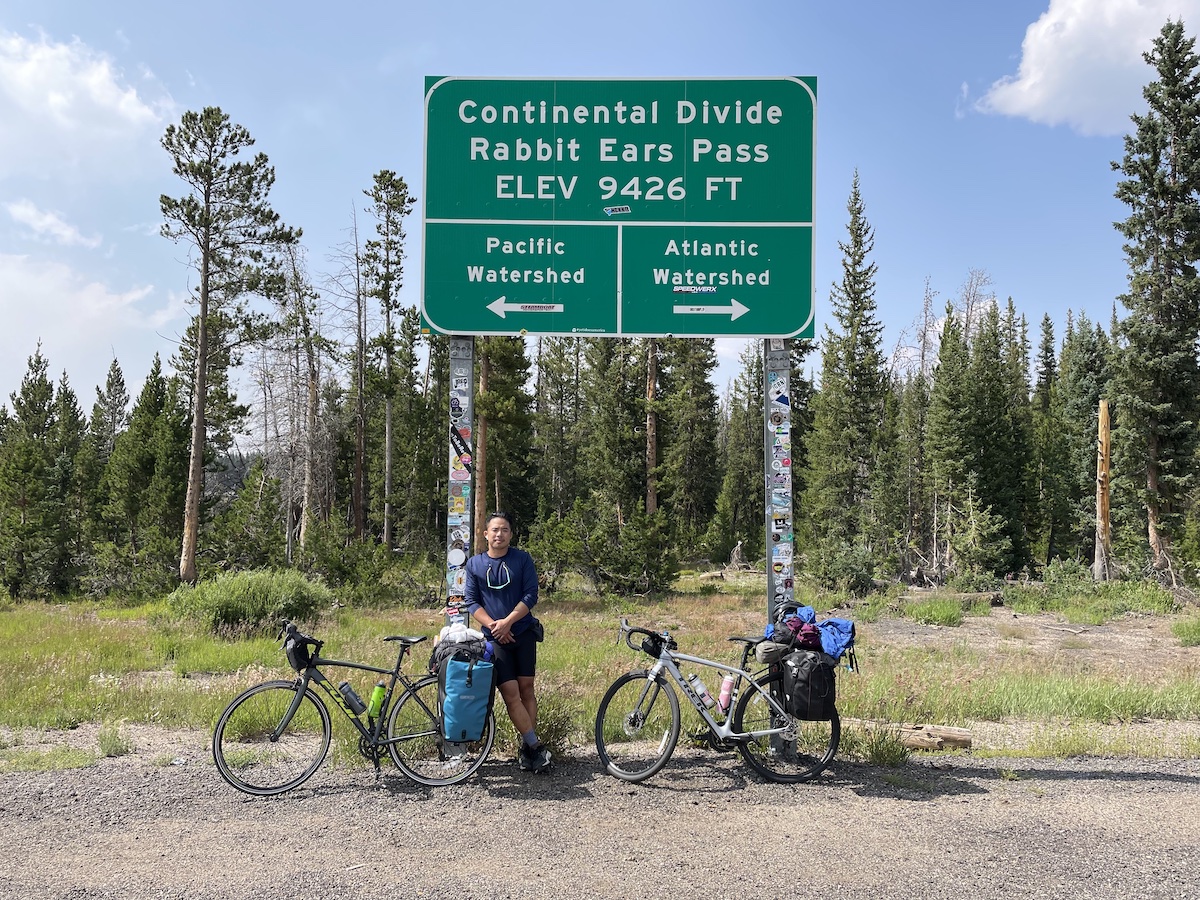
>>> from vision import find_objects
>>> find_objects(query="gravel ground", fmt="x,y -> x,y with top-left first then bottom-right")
1,730 -> 1199,900
4,609 -> 1198,899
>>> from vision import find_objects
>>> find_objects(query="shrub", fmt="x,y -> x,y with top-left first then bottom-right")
808,542 -> 876,596
165,569 -> 333,636
493,693 -> 580,759
1042,557 -> 1092,590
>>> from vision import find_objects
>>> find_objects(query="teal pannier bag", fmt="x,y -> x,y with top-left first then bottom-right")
439,653 -> 495,743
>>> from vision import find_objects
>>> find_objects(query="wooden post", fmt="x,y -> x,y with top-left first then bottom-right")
1093,399 -> 1112,582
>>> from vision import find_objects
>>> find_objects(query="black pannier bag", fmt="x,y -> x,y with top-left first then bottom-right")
780,649 -> 837,721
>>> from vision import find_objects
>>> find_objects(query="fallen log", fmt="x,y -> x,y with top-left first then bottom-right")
842,718 -> 973,751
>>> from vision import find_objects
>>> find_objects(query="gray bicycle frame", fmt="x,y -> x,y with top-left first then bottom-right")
646,646 -> 793,742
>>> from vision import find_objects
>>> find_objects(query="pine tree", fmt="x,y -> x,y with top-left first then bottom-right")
160,106 -> 297,584
93,356 -> 188,596
658,338 -> 720,555
209,457 -> 286,570
801,174 -> 888,582
1056,313 -> 1113,561
925,307 -> 973,578
362,170 -> 417,549
571,338 -> 674,589
46,373 -> 87,594
1111,19 -> 1200,578
531,337 -> 584,524
999,301 -> 1035,573
473,336 -> 534,528
707,343 -> 764,564
1031,314 -> 1071,563
89,359 -> 129,467
0,346 -> 57,597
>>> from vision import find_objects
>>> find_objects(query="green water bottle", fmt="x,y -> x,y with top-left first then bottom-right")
368,681 -> 386,718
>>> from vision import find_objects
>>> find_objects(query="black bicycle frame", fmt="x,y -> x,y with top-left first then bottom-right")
274,652 -> 438,750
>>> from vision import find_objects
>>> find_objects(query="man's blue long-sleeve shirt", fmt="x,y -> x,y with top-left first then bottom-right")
463,547 -> 538,637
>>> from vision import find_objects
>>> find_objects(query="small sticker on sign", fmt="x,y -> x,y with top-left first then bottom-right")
603,205 -> 632,216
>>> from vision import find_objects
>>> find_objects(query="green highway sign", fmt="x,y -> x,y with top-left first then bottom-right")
421,76 -> 816,338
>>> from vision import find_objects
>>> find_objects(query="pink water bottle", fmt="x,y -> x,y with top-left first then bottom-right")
717,674 -> 736,712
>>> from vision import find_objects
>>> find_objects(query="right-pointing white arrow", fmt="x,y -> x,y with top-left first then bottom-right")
487,296 -> 565,318
672,298 -> 750,321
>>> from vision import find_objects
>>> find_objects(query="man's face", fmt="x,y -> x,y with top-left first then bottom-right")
486,518 -> 512,554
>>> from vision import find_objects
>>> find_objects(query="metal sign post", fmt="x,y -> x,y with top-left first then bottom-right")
764,339 -> 793,621
444,336 -> 475,624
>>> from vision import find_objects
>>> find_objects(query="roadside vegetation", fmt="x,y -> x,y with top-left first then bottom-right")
2,568 -> 1198,773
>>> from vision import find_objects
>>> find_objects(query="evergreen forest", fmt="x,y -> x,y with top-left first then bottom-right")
5,22 -> 1200,605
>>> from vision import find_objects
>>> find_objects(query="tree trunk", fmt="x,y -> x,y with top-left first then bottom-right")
383,305 -> 394,549
1145,424 -> 1173,579
1093,399 -> 1112,582
353,265 -> 367,541
179,251 -> 208,585
296,302 -> 319,553
841,718 -> 972,751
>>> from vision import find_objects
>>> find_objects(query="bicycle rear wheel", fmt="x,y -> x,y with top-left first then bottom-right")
733,672 -> 839,783
594,671 -> 681,782
212,680 -> 331,796
386,675 -> 495,786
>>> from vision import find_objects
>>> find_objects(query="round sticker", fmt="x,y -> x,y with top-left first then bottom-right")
447,548 -> 466,567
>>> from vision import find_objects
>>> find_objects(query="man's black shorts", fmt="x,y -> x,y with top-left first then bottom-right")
489,628 -> 538,684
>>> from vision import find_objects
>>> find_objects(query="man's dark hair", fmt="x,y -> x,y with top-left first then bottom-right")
486,510 -> 514,529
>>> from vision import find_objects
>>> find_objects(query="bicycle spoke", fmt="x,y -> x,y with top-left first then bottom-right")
594,671 -> 681,782
212,681 -> 331,796
386,675 -> 495,786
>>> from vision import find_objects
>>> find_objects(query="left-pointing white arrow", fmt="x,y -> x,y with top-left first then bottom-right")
487,296 -> 565,318
671,298 -> 750,321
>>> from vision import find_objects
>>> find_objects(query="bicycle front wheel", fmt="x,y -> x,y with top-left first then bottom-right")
386,675 -> 495,786
733,671 -> 839,783
594,671 -> 681,782
212,680 -> 331,796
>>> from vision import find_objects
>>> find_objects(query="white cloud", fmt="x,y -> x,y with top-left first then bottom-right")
0,253 -> 184,399
5,198 -> 101,248
0,28 -> 175,178
977,0 -> 1200,136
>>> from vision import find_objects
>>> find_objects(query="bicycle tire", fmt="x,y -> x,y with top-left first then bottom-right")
212,680 -> 331,796
386,675 -> 495,786
733,671 -> 839,783
594,670 -> 681,782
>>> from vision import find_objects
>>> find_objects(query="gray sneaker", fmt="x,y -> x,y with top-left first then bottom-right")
529,742 -> 552,774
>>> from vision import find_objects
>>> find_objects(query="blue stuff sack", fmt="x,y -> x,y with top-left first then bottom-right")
816,618 -> 856,662
439,654 -> 495,743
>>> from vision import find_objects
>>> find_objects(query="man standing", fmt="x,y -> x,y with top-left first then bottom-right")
463,511 -> 550,773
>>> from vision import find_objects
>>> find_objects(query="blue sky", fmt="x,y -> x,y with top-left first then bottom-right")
2,0 -> 1198,407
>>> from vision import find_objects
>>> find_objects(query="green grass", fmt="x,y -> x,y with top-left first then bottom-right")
905,597 -> 964,627
0,746 -> 96,772
98,720 -> 133,757
2,579 -> 1200,769
839,643 -> 1200,724
1172,616 -> 1200,647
